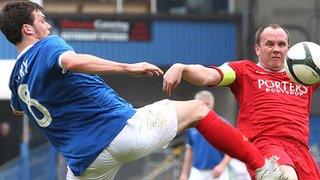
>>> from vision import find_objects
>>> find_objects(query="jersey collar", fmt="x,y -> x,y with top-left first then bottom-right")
16,44 -> 34,60
257,62 -> 285,73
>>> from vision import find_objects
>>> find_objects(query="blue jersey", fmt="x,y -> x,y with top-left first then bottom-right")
186,128 -> 224,170
9,35 -> 136,176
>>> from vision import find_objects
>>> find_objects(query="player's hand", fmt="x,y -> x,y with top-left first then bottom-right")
179,174 -> 188,180
163,63 -> 185,96
128,62 -> 163,77
212,164 -> 224,178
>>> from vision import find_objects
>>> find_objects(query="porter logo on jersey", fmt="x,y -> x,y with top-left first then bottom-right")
257,79 -> 308,96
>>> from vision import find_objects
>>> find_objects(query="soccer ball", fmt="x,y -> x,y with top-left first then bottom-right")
284,41 -> 320,86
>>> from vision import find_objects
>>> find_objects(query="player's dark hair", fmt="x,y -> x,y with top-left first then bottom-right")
254,24 -> 290,45
0,1 -> 44,44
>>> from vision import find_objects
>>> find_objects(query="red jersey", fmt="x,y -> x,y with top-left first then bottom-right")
227,60 -> 319,147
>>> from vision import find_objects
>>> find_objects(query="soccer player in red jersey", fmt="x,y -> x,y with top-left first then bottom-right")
163,24 -> 320,180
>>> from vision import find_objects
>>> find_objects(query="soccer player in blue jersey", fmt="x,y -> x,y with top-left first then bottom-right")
0,1 -> 285,179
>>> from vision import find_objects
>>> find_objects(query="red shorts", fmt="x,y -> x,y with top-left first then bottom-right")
247,136 -> 320,180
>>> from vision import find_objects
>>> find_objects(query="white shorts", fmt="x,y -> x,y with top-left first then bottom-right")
67,99 -> 178,180
189,167 -> 230,180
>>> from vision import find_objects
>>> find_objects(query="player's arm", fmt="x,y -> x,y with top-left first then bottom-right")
163,63 -> 236,96
179,145 -> 193,180
212,154 -> 231,178
163,63 -> 220,96
60,52 -> 163,77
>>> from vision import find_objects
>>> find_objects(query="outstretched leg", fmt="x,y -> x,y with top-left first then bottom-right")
170,99 -> 264,169
169,99 -> 285,180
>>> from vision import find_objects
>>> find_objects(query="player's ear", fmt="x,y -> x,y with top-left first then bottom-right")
22,24 -> 34,35
254,44 -> 260,55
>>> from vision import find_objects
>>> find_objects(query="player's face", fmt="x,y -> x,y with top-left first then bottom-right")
255,27 -> 289,71
31,10 -> 51,40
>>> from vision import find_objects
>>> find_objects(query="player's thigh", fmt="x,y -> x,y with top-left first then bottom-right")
66,148 -> 122,180
108,99 -> 178,163
289,144 -> 320,179
254,140 -> 298,179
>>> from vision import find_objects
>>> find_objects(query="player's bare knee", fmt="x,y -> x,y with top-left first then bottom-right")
190,99 -> 210,121
172,100 -> 211,131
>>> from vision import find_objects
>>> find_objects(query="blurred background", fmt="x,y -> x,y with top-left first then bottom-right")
0,0 -> 319,179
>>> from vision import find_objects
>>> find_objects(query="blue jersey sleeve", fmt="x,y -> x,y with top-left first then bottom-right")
41,36 -> 74,70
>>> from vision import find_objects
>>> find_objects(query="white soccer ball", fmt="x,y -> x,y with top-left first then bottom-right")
284,41 -> 320,86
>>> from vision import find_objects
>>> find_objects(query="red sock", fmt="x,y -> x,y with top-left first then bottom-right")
196,111 -> 264,170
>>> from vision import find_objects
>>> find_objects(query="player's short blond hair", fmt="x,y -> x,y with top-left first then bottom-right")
194,90 -> 214,109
